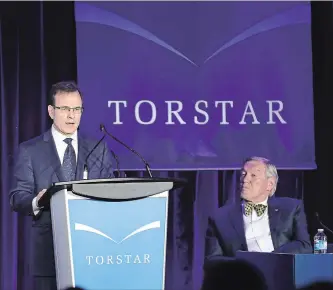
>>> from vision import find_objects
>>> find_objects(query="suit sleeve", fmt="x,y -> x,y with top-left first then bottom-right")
274,200 -> 313,254
204,216 -> 235,271
9,144 -> 35,216
100,140 -> 115,178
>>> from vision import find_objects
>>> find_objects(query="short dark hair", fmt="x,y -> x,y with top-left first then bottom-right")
48,81 -> 82,106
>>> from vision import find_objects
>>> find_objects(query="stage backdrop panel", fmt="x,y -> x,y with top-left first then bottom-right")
75,1 -> 315,170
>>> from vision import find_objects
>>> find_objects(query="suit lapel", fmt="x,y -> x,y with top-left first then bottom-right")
43,130 -> 64,182
228,202 -> 248,250
268,197 -> 282,249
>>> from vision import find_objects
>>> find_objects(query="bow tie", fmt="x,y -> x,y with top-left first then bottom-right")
244,202 -> 267,217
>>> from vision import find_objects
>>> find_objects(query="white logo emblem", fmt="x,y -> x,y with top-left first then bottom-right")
74,221 -> 160,244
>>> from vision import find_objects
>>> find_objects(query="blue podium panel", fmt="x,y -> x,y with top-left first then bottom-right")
236,252 -> 333,290
294,254 -> 333,288
67,194 -> 168,290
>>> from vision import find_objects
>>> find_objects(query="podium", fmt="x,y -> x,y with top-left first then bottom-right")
40,177 -> 185,290
236,251 -> 333,289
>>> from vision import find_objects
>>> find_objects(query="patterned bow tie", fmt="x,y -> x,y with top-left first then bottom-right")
244,202 -> 267,217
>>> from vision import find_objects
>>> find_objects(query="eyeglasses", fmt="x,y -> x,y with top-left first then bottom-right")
53,106 -> 84,114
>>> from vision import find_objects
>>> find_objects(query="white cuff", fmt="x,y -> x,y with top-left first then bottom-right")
32,196 -> 43,216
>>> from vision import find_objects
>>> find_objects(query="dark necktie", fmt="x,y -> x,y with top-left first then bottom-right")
62,138 -> 76,181
244,202 -> 267,217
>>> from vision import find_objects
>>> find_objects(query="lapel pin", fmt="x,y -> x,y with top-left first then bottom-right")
275,209 -> 278,212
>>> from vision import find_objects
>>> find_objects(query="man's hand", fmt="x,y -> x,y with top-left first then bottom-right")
36,189 -> 47,207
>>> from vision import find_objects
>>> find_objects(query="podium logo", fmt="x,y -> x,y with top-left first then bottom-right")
74,221 -> 160,244
85,254 -> 151,265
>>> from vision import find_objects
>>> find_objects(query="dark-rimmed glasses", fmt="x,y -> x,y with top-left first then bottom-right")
53,106 -> 83,114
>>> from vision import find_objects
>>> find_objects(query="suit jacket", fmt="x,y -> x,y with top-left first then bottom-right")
204,197 -> 313,270
9,129 -> 114,276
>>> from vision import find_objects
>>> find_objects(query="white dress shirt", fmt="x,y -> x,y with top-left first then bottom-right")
243,198 -> 275,252
32,126 -> 78,215
51,125 -> 78,163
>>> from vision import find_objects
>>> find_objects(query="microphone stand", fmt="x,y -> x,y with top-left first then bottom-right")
315,212 -> 333,235
101,124 -> 153,178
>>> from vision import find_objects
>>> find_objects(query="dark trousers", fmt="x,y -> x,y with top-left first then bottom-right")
33,276 -> 57,290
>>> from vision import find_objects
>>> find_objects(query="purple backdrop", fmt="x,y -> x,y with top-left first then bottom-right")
75,1 -> 315,170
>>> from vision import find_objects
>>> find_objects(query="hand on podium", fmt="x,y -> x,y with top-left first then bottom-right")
32,188 -> 47,215
37,189 -> 47,202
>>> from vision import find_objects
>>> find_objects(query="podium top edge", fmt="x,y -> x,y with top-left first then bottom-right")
52,177 -> 187,188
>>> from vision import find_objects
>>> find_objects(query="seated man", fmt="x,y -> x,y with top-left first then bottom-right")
204,156 -> 312,269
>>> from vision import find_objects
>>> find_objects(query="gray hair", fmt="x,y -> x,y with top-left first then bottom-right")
243,156 -> 279,196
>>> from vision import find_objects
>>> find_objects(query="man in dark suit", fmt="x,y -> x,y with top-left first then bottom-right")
204,156 -> 312,269
9,81 -> 114,290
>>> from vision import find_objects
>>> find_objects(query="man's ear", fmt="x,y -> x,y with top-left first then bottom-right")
48,105 -> 54,120
267,177 -> 275,192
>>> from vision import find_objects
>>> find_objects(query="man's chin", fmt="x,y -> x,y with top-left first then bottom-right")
54,123 -> 78,135
63,125 -> 78,135
240,191 -> 250,199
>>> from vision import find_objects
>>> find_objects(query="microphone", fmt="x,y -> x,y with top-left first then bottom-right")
83,126 -> 121,179
315,212 -> 333,235
101,124 -> 153,178
109,146 -> 122,178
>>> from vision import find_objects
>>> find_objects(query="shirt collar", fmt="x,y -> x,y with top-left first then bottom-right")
256,198 -> 268,206
242,197 -> 268,206
51,125 -> 78,143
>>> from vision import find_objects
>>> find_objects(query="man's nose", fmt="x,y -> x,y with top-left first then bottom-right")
67,111 -> 75,118
243,175 -> 251,183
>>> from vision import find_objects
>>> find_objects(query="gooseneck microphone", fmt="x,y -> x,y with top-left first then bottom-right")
315,212 -> 333,235
109,146 -> 121,178
83,126 -> 121,179
101,124 -> 153,178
